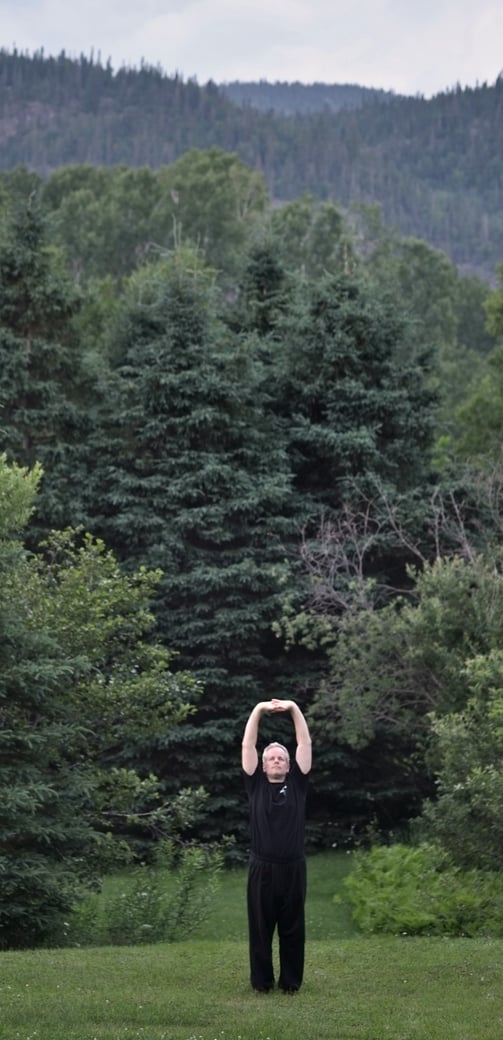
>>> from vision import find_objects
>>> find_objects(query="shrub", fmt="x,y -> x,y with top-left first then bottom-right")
342,842 -> 503,937
66,840 -> 224,946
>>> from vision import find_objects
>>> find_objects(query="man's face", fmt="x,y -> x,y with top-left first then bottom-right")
262,745 -> 290,782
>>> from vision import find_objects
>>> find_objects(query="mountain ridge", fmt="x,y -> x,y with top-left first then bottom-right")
0,49 -> 501,279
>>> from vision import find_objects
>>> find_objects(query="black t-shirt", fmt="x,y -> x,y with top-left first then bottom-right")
243,760 -> 309,863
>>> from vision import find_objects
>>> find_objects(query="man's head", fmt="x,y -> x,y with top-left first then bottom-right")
262,742 -> 290,782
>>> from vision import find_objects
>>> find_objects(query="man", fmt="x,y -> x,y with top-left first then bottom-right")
242,698 -> 312,994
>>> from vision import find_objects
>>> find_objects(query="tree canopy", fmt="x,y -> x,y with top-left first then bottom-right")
0,140 -> 500,943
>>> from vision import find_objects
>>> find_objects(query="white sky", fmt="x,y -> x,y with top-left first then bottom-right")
1,0 -> 501,97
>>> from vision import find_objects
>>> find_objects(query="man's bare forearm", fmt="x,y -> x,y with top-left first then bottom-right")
242,701 -> 273,774
242,702 -> 269,749
241,699 -> 312,775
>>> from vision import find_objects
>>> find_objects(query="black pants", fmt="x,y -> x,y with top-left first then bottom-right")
247,856 -> 306,991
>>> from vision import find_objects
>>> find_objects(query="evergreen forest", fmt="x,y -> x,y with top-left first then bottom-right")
0,49 -> 502,278
1,47 -> 503,950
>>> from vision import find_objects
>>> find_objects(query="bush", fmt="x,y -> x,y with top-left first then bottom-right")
342,842 -> 503,937
66,840 -> 224,946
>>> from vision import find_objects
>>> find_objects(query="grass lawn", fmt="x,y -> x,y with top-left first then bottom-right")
192,850 -> 357,942
1,852 -> 502,1040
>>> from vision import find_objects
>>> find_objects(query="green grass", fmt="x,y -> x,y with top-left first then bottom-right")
1,852 -> 502,1040
192,850 -> 357,941
88,849 -> 357,943
2,937 -> 502,1040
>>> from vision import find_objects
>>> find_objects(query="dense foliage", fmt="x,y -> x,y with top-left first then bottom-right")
0,196 -> 88,538
0,458 -> 86,949
0,117 -> 501,944
344,843 -> 503,936
81,254 -> 299,841
0,456 -> 207,948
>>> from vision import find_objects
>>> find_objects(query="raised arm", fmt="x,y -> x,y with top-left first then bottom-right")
284,700 -> 312,774
241,699 -> 312,776
242,701 -> 274,776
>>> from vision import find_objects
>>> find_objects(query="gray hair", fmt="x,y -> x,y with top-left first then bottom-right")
262,741 -> 290,762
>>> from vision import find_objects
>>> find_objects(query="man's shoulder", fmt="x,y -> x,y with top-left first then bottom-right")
290,760 -> 310,788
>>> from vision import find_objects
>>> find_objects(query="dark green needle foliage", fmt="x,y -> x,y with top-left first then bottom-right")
270,272 -> 436,512
86,252 -> 297,841
0,196 -> 89,536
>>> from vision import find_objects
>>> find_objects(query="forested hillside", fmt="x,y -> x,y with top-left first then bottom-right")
0,49 -> 501,278
220,80 -> 393,114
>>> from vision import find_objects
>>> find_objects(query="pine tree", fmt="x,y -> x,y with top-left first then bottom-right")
0,195 -> 88,537
261,272 -> 439,845
85,253 -> 298,841
270,272 -> 436,510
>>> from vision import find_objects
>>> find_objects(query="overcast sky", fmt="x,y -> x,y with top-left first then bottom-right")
1,0 -> 501,97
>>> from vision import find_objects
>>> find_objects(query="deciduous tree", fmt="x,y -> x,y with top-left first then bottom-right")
0,456 -> 199,948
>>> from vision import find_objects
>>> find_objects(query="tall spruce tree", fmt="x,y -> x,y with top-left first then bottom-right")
269,272 -> 436,510
85,253 -> 298,842
0,196 -> 88,537
261,273 -> 439,845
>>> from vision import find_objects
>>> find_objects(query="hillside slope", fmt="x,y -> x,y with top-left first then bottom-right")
0,50 -> 501,277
